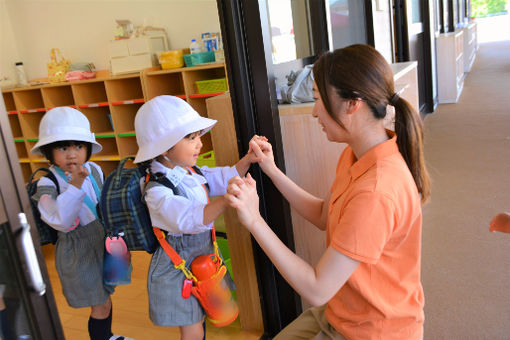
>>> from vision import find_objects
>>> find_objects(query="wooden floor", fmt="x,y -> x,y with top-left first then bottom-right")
42,245 -> 262,340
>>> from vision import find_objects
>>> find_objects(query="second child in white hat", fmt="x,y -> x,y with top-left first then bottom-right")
134,95 -> 261,339
31,107 -> 133,340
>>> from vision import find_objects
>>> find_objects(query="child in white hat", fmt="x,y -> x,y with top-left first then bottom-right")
30,107 -> 132,340
134,95 -> 260,339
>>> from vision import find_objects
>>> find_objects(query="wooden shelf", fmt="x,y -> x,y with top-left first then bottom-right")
3,63 -> 226,178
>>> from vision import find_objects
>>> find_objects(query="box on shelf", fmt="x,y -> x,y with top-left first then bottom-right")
183,51 -> 215,67
159,50 -> 184,69
109,35 -> 168,75
195,78 -> 227,94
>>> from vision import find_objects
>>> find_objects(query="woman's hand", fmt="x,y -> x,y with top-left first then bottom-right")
66,164 -> 89,189
225,174 -> 263,229
490,212 -> 510,233
249,136 -> 277,175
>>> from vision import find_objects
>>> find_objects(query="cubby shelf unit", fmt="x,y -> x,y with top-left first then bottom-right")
2,63 -> 227,182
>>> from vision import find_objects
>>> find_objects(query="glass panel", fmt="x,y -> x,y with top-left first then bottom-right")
412,0 -> 422,23
329,0 -> 367,49
267,0 -> 313,64
0,223 -> 35,340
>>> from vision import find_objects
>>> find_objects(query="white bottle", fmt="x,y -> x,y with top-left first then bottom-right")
15,62 -> 28,86
190,39 -> 202,54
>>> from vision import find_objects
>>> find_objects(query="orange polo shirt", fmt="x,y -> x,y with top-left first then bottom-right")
325,133 -> 424,340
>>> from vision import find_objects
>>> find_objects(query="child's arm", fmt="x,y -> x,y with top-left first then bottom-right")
248,138 -> 329,230
490,212 -> 510,233
203,197 -> 228,225
235,135 -> 266,177
35,178 -> 85,232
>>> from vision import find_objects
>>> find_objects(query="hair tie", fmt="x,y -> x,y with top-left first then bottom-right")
389,93 -> 400,106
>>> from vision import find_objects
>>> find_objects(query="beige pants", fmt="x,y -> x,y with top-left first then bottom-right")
274,305 -> 347,340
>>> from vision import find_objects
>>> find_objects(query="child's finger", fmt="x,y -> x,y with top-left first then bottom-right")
249,140 -> 265,159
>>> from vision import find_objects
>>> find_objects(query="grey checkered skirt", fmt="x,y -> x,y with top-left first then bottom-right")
148,230 -> 234,326
55,220 -> 114,308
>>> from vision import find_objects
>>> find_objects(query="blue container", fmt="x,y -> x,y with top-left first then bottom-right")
183,51 -> 215,67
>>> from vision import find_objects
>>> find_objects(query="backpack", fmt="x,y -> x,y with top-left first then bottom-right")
26,168 -> 60,245
99,157 -> 209,253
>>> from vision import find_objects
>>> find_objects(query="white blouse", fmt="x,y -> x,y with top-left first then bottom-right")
144,160 -> 238,235
36,162 -> 103,232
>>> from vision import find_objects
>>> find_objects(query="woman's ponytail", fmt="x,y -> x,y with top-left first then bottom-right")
393,96 -> 430,203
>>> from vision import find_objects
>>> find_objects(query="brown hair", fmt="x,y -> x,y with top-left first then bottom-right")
313,44 -> 430,203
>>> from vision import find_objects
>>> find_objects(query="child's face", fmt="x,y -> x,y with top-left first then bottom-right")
167,131 -> 203,168
52,143 -> 88,172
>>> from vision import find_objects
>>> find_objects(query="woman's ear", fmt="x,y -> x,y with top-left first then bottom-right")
345,98 -> 362,115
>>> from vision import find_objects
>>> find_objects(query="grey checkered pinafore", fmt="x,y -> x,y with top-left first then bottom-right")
145,181 -> 234,327
32,164 -> 114,308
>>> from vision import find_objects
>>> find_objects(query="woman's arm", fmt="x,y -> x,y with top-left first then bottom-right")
251,139 -> 329,230
225,175 -> 359,306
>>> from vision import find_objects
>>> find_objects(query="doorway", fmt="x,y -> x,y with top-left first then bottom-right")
393,0 -> 436,113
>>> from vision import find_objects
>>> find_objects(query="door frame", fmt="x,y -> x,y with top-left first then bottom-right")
216,0 -> 334,337
0,97 -> 64,339
392,0 -> 436,113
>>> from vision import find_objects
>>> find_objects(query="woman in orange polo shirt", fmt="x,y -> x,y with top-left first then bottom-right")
225,44 -> 430,340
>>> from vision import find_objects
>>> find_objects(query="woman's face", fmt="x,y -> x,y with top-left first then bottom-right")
312,82 -> 350,143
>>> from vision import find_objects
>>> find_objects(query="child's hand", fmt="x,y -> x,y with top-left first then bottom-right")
489,212 -> 510,233
249,136 -> 276,174
66,164 -> 89,189
225,174 -> 262,229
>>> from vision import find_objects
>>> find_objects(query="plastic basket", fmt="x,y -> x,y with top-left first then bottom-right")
183,51 -> 215,67
196,150 -> 216,167
159,50 -> 184,69
195,78 -> 227,94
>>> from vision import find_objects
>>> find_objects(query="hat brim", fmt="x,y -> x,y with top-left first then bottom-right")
134,117 -> 217,163
30,134 -> 102,155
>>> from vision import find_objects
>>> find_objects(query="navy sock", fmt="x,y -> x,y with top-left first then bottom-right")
88,307 -> 113,340
1,308 -> 15,340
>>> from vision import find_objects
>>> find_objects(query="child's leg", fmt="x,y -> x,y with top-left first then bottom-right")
180,320 -> 205,340
88,296 -> 112,340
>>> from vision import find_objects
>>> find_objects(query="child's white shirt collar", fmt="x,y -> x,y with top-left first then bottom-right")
150,160 -> 207,188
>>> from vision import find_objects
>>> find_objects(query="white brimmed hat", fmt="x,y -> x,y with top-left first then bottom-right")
30,107 -> 102,155
134,95 -> 217,163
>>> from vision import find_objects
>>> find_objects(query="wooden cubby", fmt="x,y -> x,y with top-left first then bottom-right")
15,140 -> 28,159
144,70 -> 185,100
9,114 -> 23,138
79,107 -> 114,134
2,92 -> 16,112
13,88 -> 45,111
72,81 -> 108,105
2,63 -> 227,182
19,111 -> 46,140
116,135 -> 138,158
110,104 -> 141,134
41,84 -> 74,108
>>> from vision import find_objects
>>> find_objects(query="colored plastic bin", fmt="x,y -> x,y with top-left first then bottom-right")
195,78 -> 227,94
183,51 -> 215,67
196,150 -> 215,167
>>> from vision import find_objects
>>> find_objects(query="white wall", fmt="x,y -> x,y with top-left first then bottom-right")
1,0 -> 219,82
372,0 -> 393,63
0,0 -> 22,85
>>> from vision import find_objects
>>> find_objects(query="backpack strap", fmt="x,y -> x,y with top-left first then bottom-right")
29,168 -> 60,193
88,163 -> 103,190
